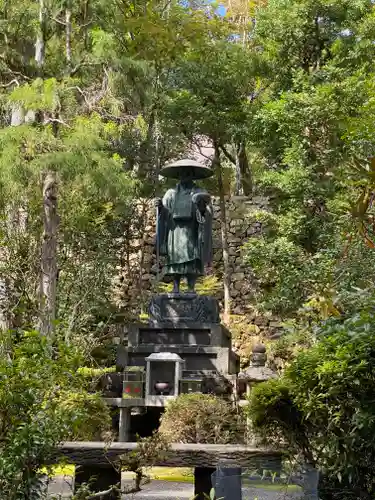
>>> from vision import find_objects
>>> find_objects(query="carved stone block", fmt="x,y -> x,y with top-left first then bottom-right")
149,294 -> 220,326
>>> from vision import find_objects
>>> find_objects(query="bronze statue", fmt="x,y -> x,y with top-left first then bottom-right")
155,159 -> 213,293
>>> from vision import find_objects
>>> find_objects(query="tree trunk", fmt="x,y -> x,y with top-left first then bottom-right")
35,0 -> 45,70
0,276 -> 10,331
234,145 -> 242,196
65,1 -> 72,71
39,172 -> 59,337
138,110 -> 156,180
236,141 -> 252,195
213,141 -> 231,323
3,108 -> 28,328
220,142 -> 252,196
84,0 -> 90,49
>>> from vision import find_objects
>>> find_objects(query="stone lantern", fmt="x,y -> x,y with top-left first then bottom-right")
239,344 -> 277,439
145,352 -> 184,406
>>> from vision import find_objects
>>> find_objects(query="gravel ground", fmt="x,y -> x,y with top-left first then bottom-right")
124,480 -> 302,500
48,476 -> 302,500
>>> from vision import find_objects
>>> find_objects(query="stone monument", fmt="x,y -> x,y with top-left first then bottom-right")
115,160 -> 240,444
113,160 -> 245,500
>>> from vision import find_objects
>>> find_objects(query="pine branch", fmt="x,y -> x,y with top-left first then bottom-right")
52,16 -> 92,29
0,54 -> 31,81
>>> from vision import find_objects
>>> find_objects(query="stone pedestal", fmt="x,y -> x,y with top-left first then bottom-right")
213,467 -> 242,500
119,295 -> 238,379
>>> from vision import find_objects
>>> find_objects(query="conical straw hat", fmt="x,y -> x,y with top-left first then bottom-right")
160,159 -> 213,180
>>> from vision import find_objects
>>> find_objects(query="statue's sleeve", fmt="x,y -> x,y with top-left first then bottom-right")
194,188 -> 213,265
202,201 -> 213,265
156,189 -> 174,256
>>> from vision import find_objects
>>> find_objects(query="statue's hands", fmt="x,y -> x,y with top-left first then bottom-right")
193,193 -> 210,214
154,198 -> 163,209
197,198 -> 207,214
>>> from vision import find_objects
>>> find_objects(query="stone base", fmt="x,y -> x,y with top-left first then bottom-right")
149,293 -> 220,326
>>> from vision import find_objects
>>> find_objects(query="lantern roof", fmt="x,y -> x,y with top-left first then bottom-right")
145,352 -> 184,362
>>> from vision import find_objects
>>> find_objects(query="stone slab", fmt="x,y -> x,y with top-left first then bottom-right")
126,323 -> 230,349
149,294 -> 220,325
51,442 -> 283,469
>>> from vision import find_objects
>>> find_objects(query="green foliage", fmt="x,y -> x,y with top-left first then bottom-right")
120,433 -> 171,494
241,0 -> 375,320
0,107 -> 139,343
77,366 -> 116,377
0,330 -> 111,499
159,393 -> 245,444
5,1 -> 375,496
167,40 -> 261,140
158,275 -> 222,296
248,297 -> 375,498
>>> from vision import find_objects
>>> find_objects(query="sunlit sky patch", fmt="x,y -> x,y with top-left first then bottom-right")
216,4 -> 227,16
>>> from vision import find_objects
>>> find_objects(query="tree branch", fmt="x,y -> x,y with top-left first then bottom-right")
0,79 -> 19,88
43,117 -> 71,128
189,136 -> 214,160
219,143 -> 236,165
88,485 -> 120,499
52,16 -> 67,25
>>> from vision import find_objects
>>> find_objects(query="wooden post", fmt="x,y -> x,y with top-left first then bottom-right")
194,467 -> 215,499
246,383 -> 252,438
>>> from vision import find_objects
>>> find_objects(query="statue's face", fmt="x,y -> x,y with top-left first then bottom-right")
180,167 -> 194,182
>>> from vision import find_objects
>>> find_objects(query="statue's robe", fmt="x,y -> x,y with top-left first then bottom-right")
157,182 -> 212,277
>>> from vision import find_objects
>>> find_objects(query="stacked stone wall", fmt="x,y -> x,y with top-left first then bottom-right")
114,195 -> 269,310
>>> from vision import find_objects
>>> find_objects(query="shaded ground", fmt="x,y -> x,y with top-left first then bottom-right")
48,475 -> 302,500
124,480 -> 302,499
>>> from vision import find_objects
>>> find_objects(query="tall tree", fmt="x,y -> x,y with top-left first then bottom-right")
166,35 -> 263,319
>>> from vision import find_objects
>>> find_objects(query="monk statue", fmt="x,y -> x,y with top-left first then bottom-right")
154,159 -> 213,294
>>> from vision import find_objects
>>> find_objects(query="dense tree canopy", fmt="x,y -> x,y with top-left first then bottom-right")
244,0 -> 375,318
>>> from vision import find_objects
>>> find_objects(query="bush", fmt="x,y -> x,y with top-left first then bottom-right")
247,304 -> 375,499
159,393 -> 245,444
0,331 -> 112,499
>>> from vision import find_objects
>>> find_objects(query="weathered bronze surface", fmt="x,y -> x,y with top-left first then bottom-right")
156,160 -> 213,293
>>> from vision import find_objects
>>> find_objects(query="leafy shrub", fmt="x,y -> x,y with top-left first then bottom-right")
0,331 -> 112,499
120,433 -> 171,494
247,302 -> 375,499
159,393 -> 245,444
